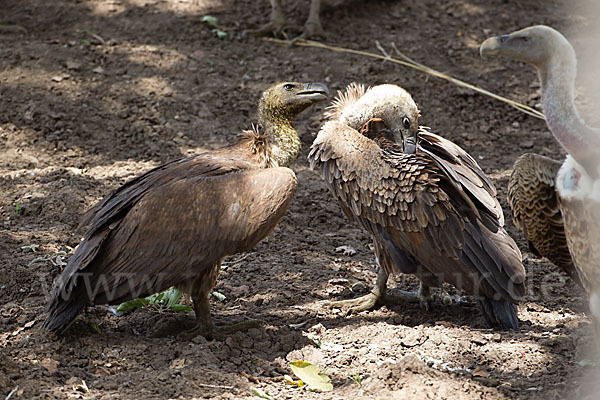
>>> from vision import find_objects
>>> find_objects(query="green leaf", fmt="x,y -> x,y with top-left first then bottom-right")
250,387 -> 273,399
201,15 -> 218,26
211,29 -> 228,39
289,361 -> 333,392
211,291 -> 226,302
169,304 -> 193,312
116,298 -> 149,313
163,287 -> 183,308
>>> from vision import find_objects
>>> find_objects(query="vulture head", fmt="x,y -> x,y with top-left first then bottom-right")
479,25 -> 576,70
259,81 -> 329,123
327,83 -> 420,153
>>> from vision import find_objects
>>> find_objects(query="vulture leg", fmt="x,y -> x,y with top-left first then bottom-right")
325,267 -> 432,313
180,264 -> 262,340
248,0 -> 302,38
302,0 -> 326,39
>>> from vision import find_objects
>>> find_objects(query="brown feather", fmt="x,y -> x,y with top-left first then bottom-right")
508,153 -> 581,286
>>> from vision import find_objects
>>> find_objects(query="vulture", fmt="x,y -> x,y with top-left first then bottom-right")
309,83 -> 526,329
507,153 -> 581,286
251,0 -> 327,39
43,82 -> 328,338
481,25 -> 600,331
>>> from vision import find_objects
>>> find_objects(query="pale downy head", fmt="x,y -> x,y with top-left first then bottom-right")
326,83 -> 420,152
480,25 -> 576,70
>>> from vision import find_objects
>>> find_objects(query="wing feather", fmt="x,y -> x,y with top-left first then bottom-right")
309,120 -> 525,302
508,153 -> 580,285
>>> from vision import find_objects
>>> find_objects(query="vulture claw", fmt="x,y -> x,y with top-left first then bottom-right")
385,283 -> 432,311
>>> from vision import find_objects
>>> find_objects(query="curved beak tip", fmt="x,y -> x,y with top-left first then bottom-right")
480,36 -> 505,57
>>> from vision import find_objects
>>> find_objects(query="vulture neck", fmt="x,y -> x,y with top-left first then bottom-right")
257,104 -> 301,168
539,49 -> 600,176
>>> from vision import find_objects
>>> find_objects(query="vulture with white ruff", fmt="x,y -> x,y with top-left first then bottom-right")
481,25 -> 600,328
44,82 -> 328,339
309,83 -> 526,329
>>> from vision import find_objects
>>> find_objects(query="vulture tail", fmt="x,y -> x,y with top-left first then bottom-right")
43,298 -> 87,333
478,298 -> 519,330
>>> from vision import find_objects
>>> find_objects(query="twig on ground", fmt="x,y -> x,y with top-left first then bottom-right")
264,37 -> 545,120
190,381 -> 235,391
5,386 -> 18,400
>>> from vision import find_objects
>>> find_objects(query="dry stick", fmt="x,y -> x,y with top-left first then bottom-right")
264,37 -> 545,120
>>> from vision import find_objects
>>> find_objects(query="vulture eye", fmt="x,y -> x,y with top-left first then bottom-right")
283,83 -> 294,91
519,36 -> 529,43
402,117 -> 411,129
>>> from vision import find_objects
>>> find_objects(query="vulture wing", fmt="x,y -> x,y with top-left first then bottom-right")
508,153 -> 580,285
418,129 -> 503,227
309,120 -> 525,304
79,153 -> 256,232
45,161 -> 297,331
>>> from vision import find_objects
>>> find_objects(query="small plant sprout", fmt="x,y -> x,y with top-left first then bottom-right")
347,370 -> 363,389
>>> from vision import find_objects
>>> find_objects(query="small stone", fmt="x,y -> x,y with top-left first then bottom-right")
472,367 -> 490,378
521,140 -> 534,149
511,121 -> 520,128
66,60 -> 81,70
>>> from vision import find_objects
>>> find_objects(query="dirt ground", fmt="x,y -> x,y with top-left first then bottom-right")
2,0 -> 600,398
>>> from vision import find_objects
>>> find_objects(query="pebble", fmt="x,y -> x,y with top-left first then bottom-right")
521,140 -> 534,149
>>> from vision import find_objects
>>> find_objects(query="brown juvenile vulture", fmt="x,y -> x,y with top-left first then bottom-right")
309,83 -> 526,329
44,82 -> 328,338
481,25 -> 600,332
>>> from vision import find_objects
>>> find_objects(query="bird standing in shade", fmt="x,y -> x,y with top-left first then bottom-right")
309,83 -> 525,329
44,82 -> 328,339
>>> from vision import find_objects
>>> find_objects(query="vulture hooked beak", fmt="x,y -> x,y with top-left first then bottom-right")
480,35 -> 509,57
404,136 -> 417,154
297,82 -> 329,101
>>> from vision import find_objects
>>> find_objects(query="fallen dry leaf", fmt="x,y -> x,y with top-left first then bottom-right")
40,358 -> 59,372
95,366 -> 111,376
169,357 -> 187,369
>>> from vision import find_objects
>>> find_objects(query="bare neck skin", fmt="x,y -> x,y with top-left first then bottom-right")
257,103 -> 302,168
538,49 -> 600,176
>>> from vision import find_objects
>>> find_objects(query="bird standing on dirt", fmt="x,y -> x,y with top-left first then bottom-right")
309,84 -> 526,329
481,25 -> 600,333
43,82 -> 328,339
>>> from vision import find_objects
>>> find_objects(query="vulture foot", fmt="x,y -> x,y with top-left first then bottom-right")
386,283 -> 432,311
324,291 -> 381,314
180,319 -> 263,341
246,20 -> 302,39
300,20 -> 326,40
